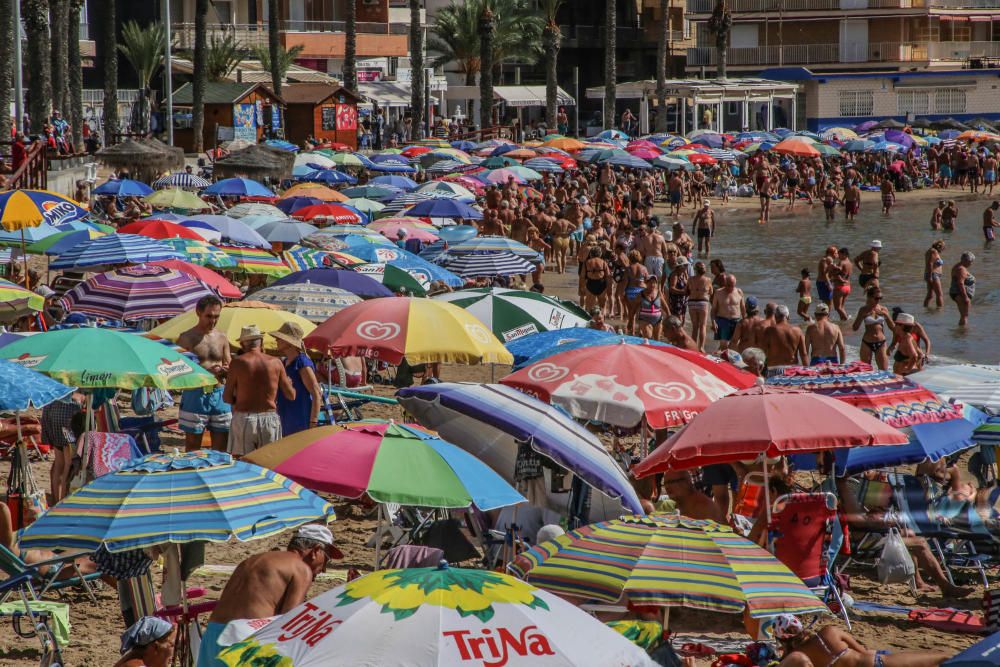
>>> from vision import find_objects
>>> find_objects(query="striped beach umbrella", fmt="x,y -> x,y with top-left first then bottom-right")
524,158 -> 565,173
0,189 -> 89,231
440,252 -> 536,278
25,228 -> 105,256
416,181 -> 476,199
281,247 -> 336,272
447,235 -> 540,259
352,263 -> 429,296
511,514 -> 828,617
216,245 -> 290,277
17,449 -> 334,553
0,278 -> 44,320
149,259 -> 242,299
344,245 -> 463,287
227,202 -> 285,219
152,172 -> 211,190
252,283 -> 363,323
62,264 -> 216,320
159,237 -> 237,269
50,234 -> 184,270
703,148 -> 741,161
432,288 -> 588,343
380,191 -> 460,216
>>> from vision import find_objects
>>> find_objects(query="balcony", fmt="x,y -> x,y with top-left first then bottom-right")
687,0 -> 923,13
173,21 -> 407,51
687,39 -> 1000,66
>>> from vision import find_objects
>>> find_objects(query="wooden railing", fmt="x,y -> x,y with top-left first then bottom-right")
4,141 -> 47,190
451,125 -> 515,143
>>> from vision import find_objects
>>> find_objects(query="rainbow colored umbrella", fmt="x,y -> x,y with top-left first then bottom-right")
159,237 -> 238,269
61,264 -> 216,320
246,421 -> 524,509
18,449 -> 334,553
0,189 -> 89,231
217,245 -> 291,277
511,514 -> 828,617
282,246 -> 335,271
0,278 -> 44,320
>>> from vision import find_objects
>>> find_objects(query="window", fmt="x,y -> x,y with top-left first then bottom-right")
839,90 -> 874,117
935,88 -> 967,114
897,90 -> 930,115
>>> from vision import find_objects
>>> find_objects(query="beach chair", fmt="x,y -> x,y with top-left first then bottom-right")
0,545 -> 102,604
768,492 -> 852,628
0,571 -> 65,667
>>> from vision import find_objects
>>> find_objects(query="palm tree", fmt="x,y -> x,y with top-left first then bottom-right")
655,0 -> 669,132
23,0 -> 52,135
203,35 -> 243,82
68,0 -> 84,150
192,0 -> 208,152
267,0 -> 281,96
343,0 -> 357,91
478,2 -> 494,130
540,0 -> 563,131
119,21 -> 165,135
0,0 -> 13,138
252,44 -> 304,85
49,0 -> 68,116
708,0 -> 731,80
97,0 -> 118,145
409,0 -> 424,140
603,0 -> 616,130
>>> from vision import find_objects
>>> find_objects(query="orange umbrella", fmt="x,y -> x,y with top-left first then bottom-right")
503,148 -> 538,160
772,138 -> 821,157
280,183 -> 348,202
543,137 -> 586,152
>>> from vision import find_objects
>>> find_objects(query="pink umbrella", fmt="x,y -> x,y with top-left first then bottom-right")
483,168 -> 527,185
626,140 -> 661,151
370,221 -> 440,243
626,146 -> 664,160
438,174 -> 486,194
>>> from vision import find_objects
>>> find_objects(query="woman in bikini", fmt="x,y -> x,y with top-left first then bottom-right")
582,245 -> 610,314
667,258 -> 690,326
888,313 -> 924,376
923,240 -> 945,308
949,251 -> 976,326
636,280 -> 664,341
687,261 -> 713,352
851,286 -> 891,370
624,249 -> 648,335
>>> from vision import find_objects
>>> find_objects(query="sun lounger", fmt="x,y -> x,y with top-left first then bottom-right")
0,571 -> 65,666
0,545 -> 101,604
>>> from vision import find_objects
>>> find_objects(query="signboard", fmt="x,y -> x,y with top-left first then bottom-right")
336,104 -> 358,131
271,106 -> 282,130
232,103 -> 257,142
321,106 -> 337,131
216,125 -> 235,142
358,70 -> 383,82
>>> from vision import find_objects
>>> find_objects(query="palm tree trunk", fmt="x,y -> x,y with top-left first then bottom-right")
544,24 -> 560,130
0,0 -> 13,141
409,0 -> 424,140
343,0 -> 357,91
717,41 -> 727,80
49,0 -> 68,116
99,0 -> 117,145
192,0 -> 208,152
655,0 -> 669,132
603,0 -> 616,130
478,6 -> 495,130
267,0 -> 281,96
23,0 -> 52,135
68,0 -> 83,150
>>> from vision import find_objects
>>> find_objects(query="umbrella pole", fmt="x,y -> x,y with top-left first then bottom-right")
374,503 -> 383,570
763,457 -> 773,551
19,228 -> 27,285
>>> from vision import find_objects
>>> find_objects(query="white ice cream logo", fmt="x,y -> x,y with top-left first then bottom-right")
356,320 -> 401,341
643,381 -> 696,402
691,371 -> 735,401
525,362 -> 569,383
464,323 -> 493,344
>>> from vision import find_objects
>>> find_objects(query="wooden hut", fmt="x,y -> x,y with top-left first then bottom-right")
281,84 -> 363,150
172,82 -> 284,153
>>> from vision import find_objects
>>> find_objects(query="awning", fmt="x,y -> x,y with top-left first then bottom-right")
493,85 -> 575,108
358,82 -> 412,108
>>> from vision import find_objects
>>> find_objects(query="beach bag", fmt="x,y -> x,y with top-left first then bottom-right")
131,387 -> 173,416
985,589 -> 1000,633
876,528 -> 915,584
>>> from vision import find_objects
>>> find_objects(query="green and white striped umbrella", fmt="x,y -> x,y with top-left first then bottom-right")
432,287 -> 589,343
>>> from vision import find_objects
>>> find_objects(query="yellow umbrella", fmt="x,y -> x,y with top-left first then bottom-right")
0,189 -> 89,231
151,301 -> 316,350
145,188 -> 208,210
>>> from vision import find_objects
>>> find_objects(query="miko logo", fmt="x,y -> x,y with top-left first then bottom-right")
276,602 -> 342,647
443,626 -> 555,667
41,200 -> 81,225
355,320 -> 401,341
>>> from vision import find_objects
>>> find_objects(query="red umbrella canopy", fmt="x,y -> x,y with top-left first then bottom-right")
500,342 -> 757,429
148,259 -> 242,299
632,385 -> 909,476
293,204 -> 366,225
118,219 -> 205,241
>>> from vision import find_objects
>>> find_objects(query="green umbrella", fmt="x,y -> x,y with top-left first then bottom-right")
430,287 -> 589,342
353,263 -> 428,296
343,198 -> 386,215
481,156 -> 518,168
0,328 -> 217,390
814,143 -> 842,157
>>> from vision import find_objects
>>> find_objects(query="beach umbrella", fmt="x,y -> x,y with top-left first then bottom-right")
0,223 -> 60,245
247,420 -> 525,509
773,137 -> 820,157
117,219 -> 205,241
0,359 -> 75,411
942,630 -> 1000,667
25,228 -> 104,255
437,224 -> 479,244
690,133 -> 725,148
271,267 -> 392,298
652,155 -> 695,171
596,129 -> 628,141
0,279 -> 43,322
369,175 -> 418,191
343,198 -> 386,215
400,145 -> 433,157
203,177 -> 274,198
50,234 -> 184,270
148,259 -> 242,298
188,214 -> 272,249
93,178 -> 154,197
0,328 -> 216,389
441,251 -> 536,278
872,141 -> 905,153
298,169 -> 358,186
502,165 -> 544,181
514,334 -> 668,370
280,247 -> 344,272
505,328 -> 617,367
151,173 -> 211,190
312,225 -> 383,240
216,563 -> 655,667
152,301 -> 316,350
685,152 -> 717,165
405,198 -> 482,220
934,383 -> 1000,414
740,141 -> 775,154
295,152 -> 336,169
216,245 -> 290,277
275,196 -> 326,215
417,180 -> 476,199
381,191 -> 463,216
294,203 -> 368,225
398,382 -> 642,514
57,219 -> 116,233
254,220 -> 320,244
625,147 -> 663,160
369,160 -> 419,174
875,118 -> 906,130
633,385 -> 909,476
252,282 -> 362,323
304,297 -> 512,365
703,148 -> 742,161
343,245 -> 463,287
423,158 -> 474,174
156,237 -> 237,270
842,139 -> 874,152
280,182 -> 349,202
177,219 -> 223,242
511,514 -> 828,618
237,214 -> 288,230
432,288 -> 587,343
351,263 -> 429,296
481,155 -> 518,168
265,138 -> 298,152
543,137 -> 586,151
322,152 -> 376,170
523,158 -> 565,173
884,129 -> 914,148
62,264 -> 215,320
18,449 -> 333,553
227,202 -> 285,219
146,188 -> 211,211
502,343 -> 757,429
340,185 -> 401,201
369,219 -> 438,243
0,189 -> 89,231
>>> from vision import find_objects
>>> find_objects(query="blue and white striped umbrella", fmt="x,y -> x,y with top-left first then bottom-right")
704,148 -> 741,161
910,364 -> 1000,394
424,159 -> 473,174
50,234 -> 184,270
152,173 -> 211,190
524,158 -> 565,173
446,235 -> 541,260
602,153 -> 652,169
380,191 -> 461,216
441,251 -> 536,278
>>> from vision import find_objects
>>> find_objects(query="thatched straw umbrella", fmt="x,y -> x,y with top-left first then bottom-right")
212,144 -> 294,181
139,138 -> 185,170
96,138 -> 183,182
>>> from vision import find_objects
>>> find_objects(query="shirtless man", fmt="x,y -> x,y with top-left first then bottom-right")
804,303 -> 845,365
843,181 -> 861,221
638,223 -> 669,287
480,208 -> 505,236
660,470 -> 726,523
177,296 -> 232,452
663,316 -> 699,351
510,205 -> 534,244
983,201 -> 1000,244
223,325 -> 295,457
667,171 -> 684,218
831,247 -> 852,321
816,246 -> 837,310
692,200 -> 716,257
687,261 -> 713,351
762,305 -> 807,369
729,296 -> 761,354
710,274 -> 746,352
198,525 -> 342,667
880,175 -> 895,215
772,614 -> 948,667
497,200 -> 516,234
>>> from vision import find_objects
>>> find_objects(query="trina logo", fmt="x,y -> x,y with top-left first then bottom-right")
443,626 -> 555,667
275,602 -> 341,647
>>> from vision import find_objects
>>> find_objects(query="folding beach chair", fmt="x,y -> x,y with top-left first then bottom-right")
0,571 -> 65,667
0,545 -> 102,604
768,492 -> 851,628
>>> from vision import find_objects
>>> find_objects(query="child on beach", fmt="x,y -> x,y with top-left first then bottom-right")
796,268 -> 812,322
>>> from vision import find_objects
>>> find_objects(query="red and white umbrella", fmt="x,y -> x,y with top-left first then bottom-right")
500,342 -> 757,429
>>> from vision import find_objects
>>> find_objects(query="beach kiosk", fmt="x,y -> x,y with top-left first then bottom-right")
282,83 -> 364,150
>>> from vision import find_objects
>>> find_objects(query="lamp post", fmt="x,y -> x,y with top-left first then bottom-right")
163,0 -> 174,144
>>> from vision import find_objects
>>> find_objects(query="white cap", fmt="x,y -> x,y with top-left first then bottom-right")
871,239 -> 882,248
296,524 -> 343,558
703,200 -> 711,207
664,231 -> 674,241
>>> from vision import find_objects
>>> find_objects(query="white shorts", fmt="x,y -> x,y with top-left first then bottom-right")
228,411 -> 282,457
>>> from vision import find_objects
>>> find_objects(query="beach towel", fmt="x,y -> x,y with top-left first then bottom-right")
0,600 -> 71,646
908,608 -> 985,633
83,432 -> 139,478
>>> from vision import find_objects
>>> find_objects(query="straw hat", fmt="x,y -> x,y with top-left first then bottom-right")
270,322 -> 305,350
237,325 -> 264,343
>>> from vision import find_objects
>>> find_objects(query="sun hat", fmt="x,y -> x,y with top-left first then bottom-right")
120,617 -> 173,655
771,614 -> 803,640
870,239 -> 882,248
271,322 -> 306,350
237,325 -> 264,343
894,312 -> 915,325
296,524 -> 344,559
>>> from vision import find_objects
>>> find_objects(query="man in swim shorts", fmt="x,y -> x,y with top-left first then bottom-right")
711,273 -> 745,351
176,296 -> 231,451
805,303 -> 845,365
